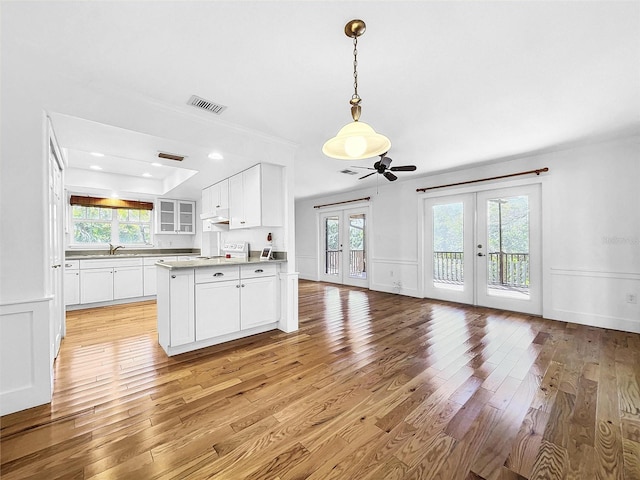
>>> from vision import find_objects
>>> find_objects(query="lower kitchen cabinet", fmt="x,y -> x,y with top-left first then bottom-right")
80,268 -> 114,304
240,276 -> 277,329
113,266 -> 143,299
157,262 -> 281,356
168,269 -> 195,347
64,260 -> 80,306
195,281 -> 241,340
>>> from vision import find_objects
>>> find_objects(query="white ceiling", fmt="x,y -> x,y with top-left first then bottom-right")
3,1 -> 639,199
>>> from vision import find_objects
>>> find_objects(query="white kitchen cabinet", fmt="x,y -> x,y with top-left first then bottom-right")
168,269 -> 195,347
113,266 -> 143,299
80,268 -> 114,304
64,260 -> 80,306
229,163 -> 283,230
203,179 -> 229,214
156,199 -> 195,234
195,281 -> 241,340
240,265 -> 277,330
156,262 -> 281,356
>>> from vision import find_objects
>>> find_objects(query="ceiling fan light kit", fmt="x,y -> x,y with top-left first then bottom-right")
322,19 -> 391,160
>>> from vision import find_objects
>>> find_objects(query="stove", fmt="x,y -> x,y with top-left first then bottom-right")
222,241 -> 249,261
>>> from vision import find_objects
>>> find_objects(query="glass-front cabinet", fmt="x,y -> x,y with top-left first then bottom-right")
156,199 -> 195,234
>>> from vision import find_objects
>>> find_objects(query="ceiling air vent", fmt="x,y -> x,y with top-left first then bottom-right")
187,95 -> 227,115
340,169 -> 358,175
158,152 -> 185,162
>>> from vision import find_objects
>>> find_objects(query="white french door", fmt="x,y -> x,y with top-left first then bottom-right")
319,207 -> 369,288
424,184 -> 541,315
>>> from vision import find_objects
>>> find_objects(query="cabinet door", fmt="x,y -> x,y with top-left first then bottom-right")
240,276 -> 277,329
114,266 -> 143,299
241,165 -> 261,228
158,199 -> 177,233
64,270 -> 80,305
202,186 -> 213,214
195,281 -> 241,340
228,172 -> 244,229
217,179 -> 229,210
169,270 -> 195,346
80,268 -> 114,304
178,201 -> 195,233
143,265 -> 157,296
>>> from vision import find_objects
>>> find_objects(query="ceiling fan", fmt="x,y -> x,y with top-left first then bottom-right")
352,153 -> 417,181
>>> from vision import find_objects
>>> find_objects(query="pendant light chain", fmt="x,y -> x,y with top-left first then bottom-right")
352,35 -> 360,102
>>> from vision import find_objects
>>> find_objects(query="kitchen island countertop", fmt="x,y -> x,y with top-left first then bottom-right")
156,257 -> 287,269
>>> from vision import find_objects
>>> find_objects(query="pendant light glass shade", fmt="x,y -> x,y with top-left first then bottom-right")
322,121 -> 391,160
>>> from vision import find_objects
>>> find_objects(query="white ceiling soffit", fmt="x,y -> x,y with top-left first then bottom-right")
52,113 -> 199,198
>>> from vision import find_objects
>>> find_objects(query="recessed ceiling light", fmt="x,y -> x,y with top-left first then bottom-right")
208,152 -> 224,160
89,165 -> 103,170
151,162 -> 163,167
142,173 -> 152,178
90,152 -> 104,157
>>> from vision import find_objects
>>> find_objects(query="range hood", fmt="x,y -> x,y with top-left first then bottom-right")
200,208 -> 230,224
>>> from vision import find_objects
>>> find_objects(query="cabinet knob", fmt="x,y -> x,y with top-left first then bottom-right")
255,269 -> 264,273
171,275 -> 176,279
158,260 -> 164,263
240,221 -> 246,224
65,263 -> 73,267
241,284 -> 245,288
213,272 -> 224,277
236,284 -> 240,288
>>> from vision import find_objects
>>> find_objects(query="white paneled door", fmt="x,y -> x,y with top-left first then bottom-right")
319,207 -> 369,288
424,184 -> 541,315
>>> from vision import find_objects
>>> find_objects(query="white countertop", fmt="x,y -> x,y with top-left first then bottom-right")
157,257 -> 286,269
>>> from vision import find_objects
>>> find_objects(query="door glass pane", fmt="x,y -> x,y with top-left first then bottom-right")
325,216 -> 339,275
487,195 -> 529,299
348,214 -> 366,279
432,203 -> 464,291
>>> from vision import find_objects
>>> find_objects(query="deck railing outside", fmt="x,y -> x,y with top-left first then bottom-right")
433,251 -> 529,288
325,250 -> 366,277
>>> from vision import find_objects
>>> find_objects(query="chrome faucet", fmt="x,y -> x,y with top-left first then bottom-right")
109,244 -> 125,255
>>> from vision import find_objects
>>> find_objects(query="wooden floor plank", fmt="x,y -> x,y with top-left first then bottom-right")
1,281 -> 639,479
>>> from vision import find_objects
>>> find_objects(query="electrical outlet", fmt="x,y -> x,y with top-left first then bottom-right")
626,293 -> 637,304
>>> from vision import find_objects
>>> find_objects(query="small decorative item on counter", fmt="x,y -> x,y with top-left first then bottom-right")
267,232 -> 272,243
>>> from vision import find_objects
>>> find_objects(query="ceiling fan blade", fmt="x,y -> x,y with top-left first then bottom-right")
384,171 -> 397,182
390,165 -> 417,172
359,172 -> 377,180
350,166 -> 376,170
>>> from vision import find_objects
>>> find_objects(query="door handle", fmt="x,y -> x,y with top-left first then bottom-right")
477,253 -> 486,257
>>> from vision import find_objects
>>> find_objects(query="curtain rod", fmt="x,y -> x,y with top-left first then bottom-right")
313,197 -> 371,209
416,168 -> 549,193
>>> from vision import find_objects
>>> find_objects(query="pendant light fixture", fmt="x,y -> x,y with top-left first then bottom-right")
323,19 -> 391,160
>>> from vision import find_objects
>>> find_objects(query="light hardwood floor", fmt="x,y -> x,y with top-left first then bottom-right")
1,280 -> 639,479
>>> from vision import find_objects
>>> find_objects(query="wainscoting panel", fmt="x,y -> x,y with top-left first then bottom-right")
0,297 -> 52,415
370,258 -> 421,298
548,268 -> 640,333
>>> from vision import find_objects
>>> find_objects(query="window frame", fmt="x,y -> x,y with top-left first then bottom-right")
69,204 -> 154,248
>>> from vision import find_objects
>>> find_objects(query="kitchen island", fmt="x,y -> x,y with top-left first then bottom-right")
156,257 -> 287,356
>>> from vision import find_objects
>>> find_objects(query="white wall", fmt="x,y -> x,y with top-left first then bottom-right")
296,136 -> 640,333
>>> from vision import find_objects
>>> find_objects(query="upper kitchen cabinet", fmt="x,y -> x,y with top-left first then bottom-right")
228,163 -> 283,230
156,199 -> 195,234
203,179 -> 229,214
